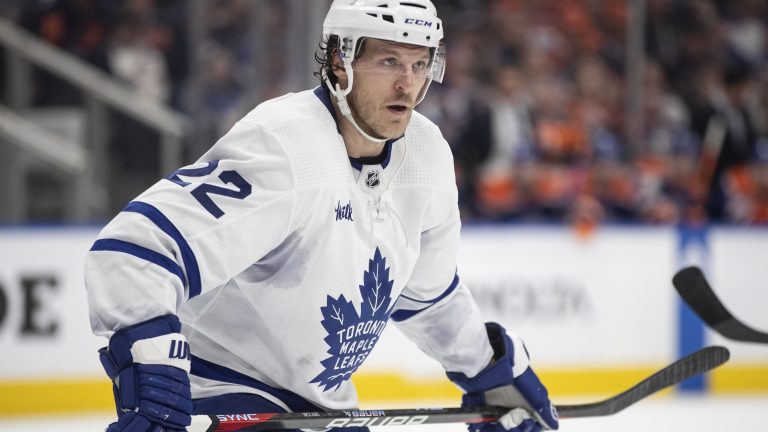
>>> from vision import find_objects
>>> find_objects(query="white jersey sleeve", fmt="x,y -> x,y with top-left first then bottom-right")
86,116 -> 310,337
389,115 -> 494,378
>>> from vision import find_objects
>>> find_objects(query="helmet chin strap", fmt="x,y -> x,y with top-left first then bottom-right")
323,63 -> 388,144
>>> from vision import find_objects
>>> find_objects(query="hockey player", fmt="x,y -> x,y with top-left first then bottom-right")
85,1 -> 559,432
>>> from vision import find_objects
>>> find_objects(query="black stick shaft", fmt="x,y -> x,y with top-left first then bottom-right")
190,346 -> 729,431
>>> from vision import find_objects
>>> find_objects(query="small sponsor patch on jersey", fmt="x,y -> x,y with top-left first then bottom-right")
365,171 -> 380,188
335,200 -> 354,221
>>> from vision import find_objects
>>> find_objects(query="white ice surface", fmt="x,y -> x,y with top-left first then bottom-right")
0,395 -> 766,432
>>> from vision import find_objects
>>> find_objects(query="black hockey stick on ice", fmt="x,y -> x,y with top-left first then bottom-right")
673,266 -> 768,343
188,346 -> 729,431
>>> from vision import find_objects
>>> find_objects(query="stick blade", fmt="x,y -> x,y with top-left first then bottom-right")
673,266 -> 768,343
556,345 -> 729,418
673,266 -> 733,328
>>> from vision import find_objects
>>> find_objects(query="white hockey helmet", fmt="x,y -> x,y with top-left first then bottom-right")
321,0 -> 446,141
323,0 -> 445,79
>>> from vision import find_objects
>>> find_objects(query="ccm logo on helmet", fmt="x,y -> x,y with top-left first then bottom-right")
404,18 -> 433,27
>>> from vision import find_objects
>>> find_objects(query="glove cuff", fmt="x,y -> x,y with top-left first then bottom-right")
447,322 -> 527,393
447,354 -> 514,393
106,314 -> 183,369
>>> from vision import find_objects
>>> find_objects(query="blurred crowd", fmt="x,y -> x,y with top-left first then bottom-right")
421,0 -> 768,226
6,0 -> 768,225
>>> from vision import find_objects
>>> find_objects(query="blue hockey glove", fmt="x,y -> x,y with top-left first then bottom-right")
447,322 -> 559,432
99,314 -> 192,432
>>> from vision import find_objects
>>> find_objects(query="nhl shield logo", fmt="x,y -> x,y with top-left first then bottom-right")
365,170 -> 380,188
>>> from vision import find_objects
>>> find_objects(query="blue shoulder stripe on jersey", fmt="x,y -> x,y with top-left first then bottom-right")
91,239 -> 187,287
106,315 -> 181,368
190,355 -> 322,413
391,273 -> 460,322
124,201 -> 202,299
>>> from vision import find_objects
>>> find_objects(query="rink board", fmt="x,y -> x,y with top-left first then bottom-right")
0,225 -> 767,415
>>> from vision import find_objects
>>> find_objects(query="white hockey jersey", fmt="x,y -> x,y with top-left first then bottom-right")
85,87 -> 494,411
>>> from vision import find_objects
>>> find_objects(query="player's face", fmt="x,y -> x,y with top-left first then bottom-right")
347,39 -> 432,140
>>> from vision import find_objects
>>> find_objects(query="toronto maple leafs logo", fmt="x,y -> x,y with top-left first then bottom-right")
311,247 -> 395,392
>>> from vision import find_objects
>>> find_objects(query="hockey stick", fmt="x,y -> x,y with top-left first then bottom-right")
188,345 -> 729,431
673,266 -> 768,343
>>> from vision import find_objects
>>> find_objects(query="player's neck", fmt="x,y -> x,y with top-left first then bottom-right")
336,109 -> 387,159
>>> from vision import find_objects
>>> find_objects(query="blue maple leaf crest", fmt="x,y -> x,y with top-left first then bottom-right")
311,247 -> 395,391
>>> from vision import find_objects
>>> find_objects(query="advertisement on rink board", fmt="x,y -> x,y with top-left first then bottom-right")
0,225 -> 767,412
0,228 -> 104,377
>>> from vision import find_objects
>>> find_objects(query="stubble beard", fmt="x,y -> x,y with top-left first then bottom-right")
347,87 -> 410,141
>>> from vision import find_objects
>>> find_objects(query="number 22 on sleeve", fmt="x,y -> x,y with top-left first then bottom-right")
165,160 -> 252,219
